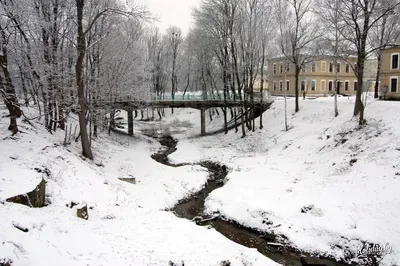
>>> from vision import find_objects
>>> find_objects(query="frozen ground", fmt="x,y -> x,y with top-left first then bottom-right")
0,105 -> 279,266
164,96 -> 400,265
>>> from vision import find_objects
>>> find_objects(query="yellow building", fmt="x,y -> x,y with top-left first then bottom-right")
268,56 -> 360,96
379,46 -> 400,100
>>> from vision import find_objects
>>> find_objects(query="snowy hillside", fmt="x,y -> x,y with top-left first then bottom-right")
168,96 -> 400,266
0,106 -> 278,266
1,96 -> 399,266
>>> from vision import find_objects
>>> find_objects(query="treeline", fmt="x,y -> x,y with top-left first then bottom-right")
1,0 -> 400,159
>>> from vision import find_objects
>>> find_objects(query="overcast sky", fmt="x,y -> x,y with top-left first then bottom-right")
146,0 -> 202,35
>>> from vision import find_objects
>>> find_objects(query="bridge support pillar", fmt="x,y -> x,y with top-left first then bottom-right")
201,108 -> 206,136
128,110 -> 134,135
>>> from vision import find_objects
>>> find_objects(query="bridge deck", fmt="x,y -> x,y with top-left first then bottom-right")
111,95 -> 273,110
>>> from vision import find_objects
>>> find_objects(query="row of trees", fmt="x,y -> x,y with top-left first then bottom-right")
184,0 -> 400,127
1,0 -> 400,158
0,0 -> 150,158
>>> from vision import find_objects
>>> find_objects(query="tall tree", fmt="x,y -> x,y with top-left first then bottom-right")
277,0 -> 319,113
0,23 -> 21,134
333,0 -> 400,124
75,0 -> 148,159
370,1 -> 400,98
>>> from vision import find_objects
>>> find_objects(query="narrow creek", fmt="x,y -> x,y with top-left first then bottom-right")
150,135 -> 352,266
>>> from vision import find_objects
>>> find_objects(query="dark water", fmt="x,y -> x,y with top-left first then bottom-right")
151,135 -> 352,266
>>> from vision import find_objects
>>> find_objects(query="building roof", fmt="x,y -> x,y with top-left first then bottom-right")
380,44 -> 400,51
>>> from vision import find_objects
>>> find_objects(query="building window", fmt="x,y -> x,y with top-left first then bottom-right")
311,80 -> 316,91
345,63 -> 350,73
273,81 -> 277,91
354,81 -> 358,91
321,61 -> 326,72
329,62 -> 333,72
286,62 -> 290,72
344,81 -> 349,91
279,80 -> 283,91
354,63 -> 358,74
301,80 -> 306,91
280,62 -> 283,73
336,63 -> 341,73
286,80 -> 290,91
311,62 -> 316,72
301,64 -> 306,72
328,80 -> 333,91
273,63 -> 277,74
321,80 -> 326,91
392,54 -> 399,70
390,76 -> 398,92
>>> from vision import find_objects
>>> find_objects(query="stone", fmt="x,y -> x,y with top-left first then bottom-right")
300,257 -> 327,266
77,204 -> 89,220
12,221 -> 29,232
6,178 -> 45,208
101,214 -> 116,220
66,201 -> 79,208
118,177 -> 136,184
350,158 -> 358,166
260,232 -> 276,242
0,258 -> 12,266
301,204 -> 315,213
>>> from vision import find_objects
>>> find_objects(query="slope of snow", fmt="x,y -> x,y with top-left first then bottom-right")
167,96 -> 400,265
0,106 -> 279,266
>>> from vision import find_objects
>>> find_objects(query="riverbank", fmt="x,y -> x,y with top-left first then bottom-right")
0,107 -> 277,266
150,134 -> 351,266
165,96 -> 400,266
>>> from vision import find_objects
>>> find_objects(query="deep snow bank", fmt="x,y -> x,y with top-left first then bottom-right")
168,97 -> 400,265
0,106 -> 278,266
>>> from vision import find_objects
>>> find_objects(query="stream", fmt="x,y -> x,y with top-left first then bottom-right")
151,135 -> 352,266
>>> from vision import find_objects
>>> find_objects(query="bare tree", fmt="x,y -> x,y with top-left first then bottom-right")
370,1 -> 400,98
0,23 -> 21,134
316,0 -> 346,117
334,0 -> 400,124
75,0 -> 148,159
277,0 -> 320,113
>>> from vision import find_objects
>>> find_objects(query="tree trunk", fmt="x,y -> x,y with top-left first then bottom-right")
374,52 -> 382,99
0,26 -> 20,134
375,16 -> 387,99
354,58 -> 365,125
75,0 -> 93,159
234,108 -> 238,133
295,66 -> 300,112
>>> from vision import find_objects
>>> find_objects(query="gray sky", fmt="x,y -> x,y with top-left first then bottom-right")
146,0 -> 201,35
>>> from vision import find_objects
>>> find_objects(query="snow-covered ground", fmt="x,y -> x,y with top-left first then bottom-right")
2,94 -> 400,265
0,106 -> 279,266
165,96 -> 400,265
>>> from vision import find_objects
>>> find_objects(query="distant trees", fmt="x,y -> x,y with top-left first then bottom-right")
370,1 -> 400,98
191,0 -> 276,136
276,0 -> 319,113
318,0 -> 400,125
2,0 -> 399,147
316,0 -> 345,117
0,0 -> 149,158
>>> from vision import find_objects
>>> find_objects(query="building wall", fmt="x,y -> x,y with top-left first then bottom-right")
268,57 -> 361,96
380,47 -> 400,100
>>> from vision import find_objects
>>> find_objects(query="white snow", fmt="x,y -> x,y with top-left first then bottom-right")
0,105 -> 279,266
2,95 -> 400,265
167,96 -> 400,265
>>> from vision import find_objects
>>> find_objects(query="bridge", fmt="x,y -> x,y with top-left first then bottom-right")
110,93 -> 274,136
